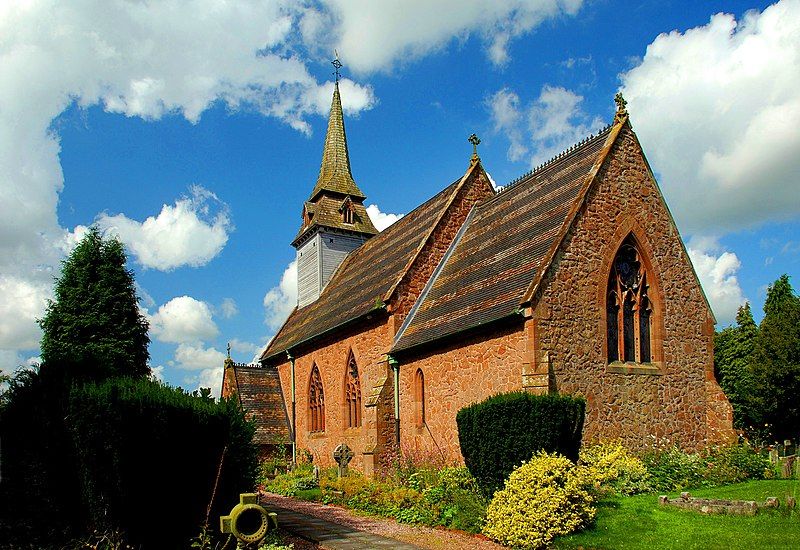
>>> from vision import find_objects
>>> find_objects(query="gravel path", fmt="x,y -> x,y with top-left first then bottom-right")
261,492 -> 504,550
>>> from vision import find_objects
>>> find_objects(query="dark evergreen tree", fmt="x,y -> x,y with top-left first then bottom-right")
714,302 -> 759,430
38,227 -> 150,379
751,274 -> 800,442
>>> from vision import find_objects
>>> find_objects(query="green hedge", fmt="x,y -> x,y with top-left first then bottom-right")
456,392 -> 585,493
68,377 -> 257,548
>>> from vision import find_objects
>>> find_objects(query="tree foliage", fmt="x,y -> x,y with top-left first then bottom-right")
714,302 -> 759,430
39,227 -> 150,379
751,274 -> 800,441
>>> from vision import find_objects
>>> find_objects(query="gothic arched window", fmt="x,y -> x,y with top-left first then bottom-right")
345,353 -> 362,428
309,364 -> 325,432
607,236 -> 653,364
414,369 -> 425,428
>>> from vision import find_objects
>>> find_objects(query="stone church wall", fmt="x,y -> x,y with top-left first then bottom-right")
274,317 -> 393,472
394,124 -> 733,464
533,124 -> 734,451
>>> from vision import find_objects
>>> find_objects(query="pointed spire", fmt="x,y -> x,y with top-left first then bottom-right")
308,60 -> 366,201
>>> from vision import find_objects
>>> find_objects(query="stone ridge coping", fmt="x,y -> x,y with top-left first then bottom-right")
606,362 -> 662,375
658,492 -> 796,515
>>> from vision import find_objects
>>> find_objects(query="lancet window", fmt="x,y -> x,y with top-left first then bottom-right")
607,236 -> 653,364
309,364 -> 325,432
345,353 -> 362,428
414,369 -> 426,428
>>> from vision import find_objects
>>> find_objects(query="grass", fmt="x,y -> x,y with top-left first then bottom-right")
555,480 -> 799,550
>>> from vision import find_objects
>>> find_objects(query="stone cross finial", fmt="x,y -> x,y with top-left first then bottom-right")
468,133 -> 481,160
614,92 -> 628,119
333,442 -> 354,478
227,342 -> 231,359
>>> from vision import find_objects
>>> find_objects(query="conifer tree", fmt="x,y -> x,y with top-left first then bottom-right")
714,302 -> 759,430
751,274 -> 800,441
38,228 -> 150,379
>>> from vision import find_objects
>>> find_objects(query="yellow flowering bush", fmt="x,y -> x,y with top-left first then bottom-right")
483,452 -> 595,549
578,441 -> 651,496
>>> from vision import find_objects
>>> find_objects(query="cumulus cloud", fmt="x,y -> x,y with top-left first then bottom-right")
220,298 -> 239,319
304,0 -> 584,72
620,1 -> 800,233
149,296 -> 218,344
0,276 -> 52,350
263,260 -> 298,331
173,343 -> 226,371
196,365 -> 225,400
230,338 -> 261,357
489,84 -> 603,166
0,350 -> 39,378
687,237 -> 747,326
95,186 -> 231,271
366,204 -> 403,231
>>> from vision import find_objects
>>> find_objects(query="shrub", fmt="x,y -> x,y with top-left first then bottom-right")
265,463 -> 318,496
578,441 -> 651,496
483,452 -> 595,549
68,377 -> 257,548
421,467 -> 487,532
456,392 -> 586,493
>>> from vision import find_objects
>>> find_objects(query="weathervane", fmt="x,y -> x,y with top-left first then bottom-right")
332,50 -> 342,83
468,133 -> 481,161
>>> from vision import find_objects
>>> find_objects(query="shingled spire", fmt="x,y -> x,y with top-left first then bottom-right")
292,59 -> 378,308
308,81 -> 366,201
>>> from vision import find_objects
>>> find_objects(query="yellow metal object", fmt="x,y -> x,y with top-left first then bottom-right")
220,493 -> 278,546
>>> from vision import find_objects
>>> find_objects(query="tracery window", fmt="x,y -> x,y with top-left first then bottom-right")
345,353 -> 362,428
607,236 -> 653,364
414,369 -> 425,428
309,364 -> 325,432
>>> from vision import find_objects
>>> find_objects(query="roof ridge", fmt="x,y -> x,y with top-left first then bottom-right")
497,123 -> 614,196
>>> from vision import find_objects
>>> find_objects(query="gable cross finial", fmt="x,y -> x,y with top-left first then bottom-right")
332,51 -> 342,84
226,342 -> 231,359
614,92 -> 628,119
468,133 -> 481,161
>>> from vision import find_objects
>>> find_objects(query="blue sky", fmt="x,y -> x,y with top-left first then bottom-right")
1,0 -> 798,394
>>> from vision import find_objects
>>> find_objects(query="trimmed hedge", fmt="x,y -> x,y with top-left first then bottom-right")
456,392 -> 585,493
68,377 -> 257,548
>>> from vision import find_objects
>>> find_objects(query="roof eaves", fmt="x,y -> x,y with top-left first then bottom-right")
520,114 -> 627,306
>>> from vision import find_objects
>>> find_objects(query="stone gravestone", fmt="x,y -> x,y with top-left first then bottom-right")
333,443 -> 354,479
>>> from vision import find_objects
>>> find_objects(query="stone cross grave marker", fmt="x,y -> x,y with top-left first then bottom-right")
333,443 -> 354,478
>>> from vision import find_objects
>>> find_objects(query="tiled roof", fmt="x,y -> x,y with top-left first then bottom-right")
392,125 -> 614,353
309,82 -> 365,201
262,177 -> 465,361
293,194 -> 377,245
231,365 -> 291,445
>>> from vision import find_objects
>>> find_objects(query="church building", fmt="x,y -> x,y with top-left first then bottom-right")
222,74 -> 735,474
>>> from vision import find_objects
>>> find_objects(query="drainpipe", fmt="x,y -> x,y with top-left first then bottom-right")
388,355 -> 400,448
287,350 -> 297,465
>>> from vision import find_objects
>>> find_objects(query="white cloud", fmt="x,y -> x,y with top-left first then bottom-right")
95,186 -> 232,271
687,237 -> 747,326
366,204 -> 404,231
489,84 -> 603,166
263,260 -> 298,331
150,365 -> 165,382
0,350 -> 39,378
230,338 -> 260,357
196,365 -> 225,400
0,276 -> 52,350
306,1 -> 583,72
149,296 -> 218,344
173,343 -> 226,371
220,298 -> 239,319
620,1 -> 800,233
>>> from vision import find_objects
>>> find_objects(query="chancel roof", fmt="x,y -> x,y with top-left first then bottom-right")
229,364 -> 290,445
391,124 -> 615,353
262,176 -> 466,361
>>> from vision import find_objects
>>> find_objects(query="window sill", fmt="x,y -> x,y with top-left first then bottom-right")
606,361 -> 662,375
308,431 -> 326,438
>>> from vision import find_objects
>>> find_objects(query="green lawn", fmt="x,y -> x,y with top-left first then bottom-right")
555,480 -> 799,550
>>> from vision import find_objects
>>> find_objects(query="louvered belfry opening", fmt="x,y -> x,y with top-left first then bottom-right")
309,364 -> 325,432
607,235 -> 653,364
345,352 -> 362,428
